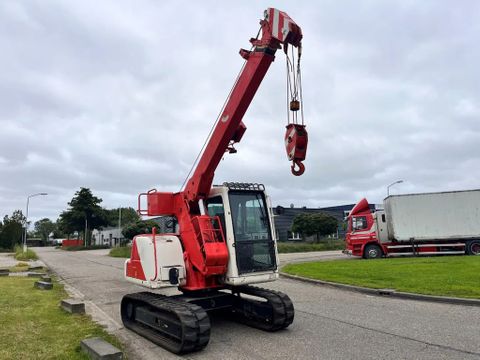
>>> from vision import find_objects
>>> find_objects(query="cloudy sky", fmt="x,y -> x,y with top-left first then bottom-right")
1,0 -> 479,225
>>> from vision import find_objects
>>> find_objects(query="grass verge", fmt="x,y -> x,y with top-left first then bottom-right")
109,246 -> 131,258
277,240 -> 344,253
283,256 -> 480,299
0,276 -> 123,359
14,245 -> 38,261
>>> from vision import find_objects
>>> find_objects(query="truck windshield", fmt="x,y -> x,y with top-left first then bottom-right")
352,216 -> 368,231
228,191 -> 276,274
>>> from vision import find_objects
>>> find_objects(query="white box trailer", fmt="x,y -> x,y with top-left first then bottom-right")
384,189 -> 480,242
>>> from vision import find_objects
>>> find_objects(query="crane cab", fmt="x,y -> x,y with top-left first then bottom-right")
207,182 -> 279,286
126,182 -> 279,289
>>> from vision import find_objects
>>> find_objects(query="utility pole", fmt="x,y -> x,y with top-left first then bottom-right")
84,217 -> 88,246
118,207 -> 122,247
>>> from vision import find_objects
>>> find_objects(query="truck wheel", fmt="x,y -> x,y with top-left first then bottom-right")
364,244 -> 383,259
466,240 -> 480,255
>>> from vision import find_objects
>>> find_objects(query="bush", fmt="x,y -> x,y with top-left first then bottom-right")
14,245 -> 38,261
122,220 -> 160,240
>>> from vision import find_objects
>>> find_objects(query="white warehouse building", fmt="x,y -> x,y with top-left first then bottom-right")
92,227 -> 124,247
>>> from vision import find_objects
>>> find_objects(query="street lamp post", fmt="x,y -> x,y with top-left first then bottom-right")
24,192 -> 48,252
387,180 -> 404,197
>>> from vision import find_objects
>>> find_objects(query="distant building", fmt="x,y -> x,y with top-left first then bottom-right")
92,227 -> 123,247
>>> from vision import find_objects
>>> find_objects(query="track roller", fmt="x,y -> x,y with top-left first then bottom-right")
121,292 -> 210,354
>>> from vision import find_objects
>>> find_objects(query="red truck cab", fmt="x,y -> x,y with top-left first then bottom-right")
345,198 -> 384,258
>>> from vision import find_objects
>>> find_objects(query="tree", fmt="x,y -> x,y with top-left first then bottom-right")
57,211 -> 77,239
105,207 -> 140,228
0,210 -> 26,249
60,188 -> 108,245
34,218 -> 56,244
122,220 -> 160,241
291,213 -> 338,242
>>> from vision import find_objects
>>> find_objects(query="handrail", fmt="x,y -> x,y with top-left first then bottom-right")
137,188 -> 158,215
150,227 -> 159,281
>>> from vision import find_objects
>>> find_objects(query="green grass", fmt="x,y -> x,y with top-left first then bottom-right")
62,245 -> 110,251
277,240 -> 344,253
14,245 -> 38,261
283,256 -> 480,299
0,276 -> 122,359
109,246 -> 132,258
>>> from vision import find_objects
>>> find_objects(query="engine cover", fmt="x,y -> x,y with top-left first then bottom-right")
125,234 -> 186,289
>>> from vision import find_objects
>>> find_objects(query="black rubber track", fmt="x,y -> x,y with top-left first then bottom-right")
121,292 -> 210,354
231,285 -> 294,331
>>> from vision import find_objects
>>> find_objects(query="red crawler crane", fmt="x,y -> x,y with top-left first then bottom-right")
121,8 -> 308,354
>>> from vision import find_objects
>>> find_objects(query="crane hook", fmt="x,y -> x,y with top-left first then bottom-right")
291,160 -> 305,176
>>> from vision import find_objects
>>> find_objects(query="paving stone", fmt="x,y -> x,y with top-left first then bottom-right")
28,272 -> 47,277
34,281 -> 53,290
61,299 -> 85,314
41,275 -> 52,282
80,337 -> 123,360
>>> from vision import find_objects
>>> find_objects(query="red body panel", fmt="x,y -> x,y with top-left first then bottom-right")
145,191 -> 175,215
125,238 -> 146,281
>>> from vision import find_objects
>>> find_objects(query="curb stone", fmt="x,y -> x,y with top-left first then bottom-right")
34,281 -> 53,290
80,337 -> 123,360
280,272 -> 480,307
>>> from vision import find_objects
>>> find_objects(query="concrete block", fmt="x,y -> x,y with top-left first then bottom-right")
28,272 -> 47,277
34,281 -> 53,290
41,275 -> 52,282
0,269 -> 9,276
80,337 -> 123,360
28,265 -> 43,271
61,299 -> 85,314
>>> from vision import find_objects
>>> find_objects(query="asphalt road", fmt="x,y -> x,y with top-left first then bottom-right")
35,248 -> 480,360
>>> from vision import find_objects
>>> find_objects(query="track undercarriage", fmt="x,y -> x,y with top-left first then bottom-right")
121,285 -> 294,354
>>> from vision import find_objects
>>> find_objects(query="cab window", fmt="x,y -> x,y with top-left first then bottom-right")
352,216 -> 368,231
206,196 -> 226,235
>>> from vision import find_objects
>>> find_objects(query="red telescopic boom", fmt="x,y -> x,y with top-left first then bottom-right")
183,8 -> 307,205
